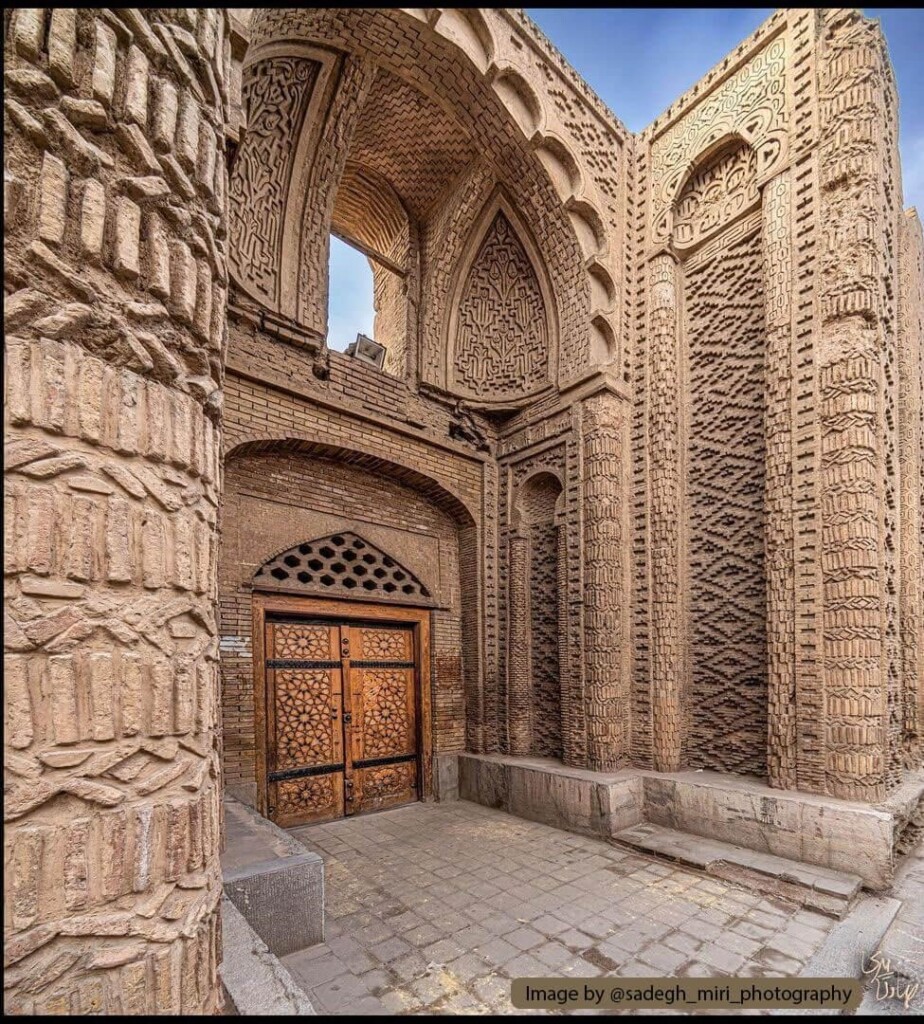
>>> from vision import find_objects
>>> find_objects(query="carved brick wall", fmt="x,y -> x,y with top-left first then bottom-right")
228,56 -> 318,309
684,222 -> 768,776
645,256 -> 684,772
451,212 -> 550,401
898,210 -> 924,765
816,9 -> 902,801
219,449 -> 474,805
529,518 -> 562,757
506,534 -> 531,757
7,5 -> 922,1012
509,473 -> 564,759
4,8 -> 228,1014
762,171 -> 798,789
633,9 -> 918,798
581,391 -> 631,770
673,144 -> 759,251
245,8 -> 600,386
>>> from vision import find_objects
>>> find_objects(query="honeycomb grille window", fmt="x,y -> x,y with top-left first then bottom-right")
253,532 -> 432,603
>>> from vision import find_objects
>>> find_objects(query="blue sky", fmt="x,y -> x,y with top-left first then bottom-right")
329,8 -> 924,348
526,8 -> 923,210
328,236 -> 376,351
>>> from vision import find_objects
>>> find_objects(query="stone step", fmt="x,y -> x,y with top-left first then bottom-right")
612,822 -> 863,918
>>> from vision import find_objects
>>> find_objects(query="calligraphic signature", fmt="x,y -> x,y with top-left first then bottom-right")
862,950 -> 920,1010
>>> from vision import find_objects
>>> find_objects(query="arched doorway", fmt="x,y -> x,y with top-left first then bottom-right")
217,443 -> 479,823
254,587 -> 432,827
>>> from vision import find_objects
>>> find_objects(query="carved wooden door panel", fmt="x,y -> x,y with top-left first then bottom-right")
265,621 -> 344,826
346,624 -> 419,815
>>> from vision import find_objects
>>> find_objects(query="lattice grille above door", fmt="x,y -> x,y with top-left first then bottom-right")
253,532 -> 433,605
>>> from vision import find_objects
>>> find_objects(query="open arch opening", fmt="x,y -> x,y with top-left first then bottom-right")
327,235 -> 375,353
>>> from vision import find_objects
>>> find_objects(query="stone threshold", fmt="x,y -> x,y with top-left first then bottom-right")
222,797 -> 325,958
220,897 -> 317,1016
613,821 -> 862,918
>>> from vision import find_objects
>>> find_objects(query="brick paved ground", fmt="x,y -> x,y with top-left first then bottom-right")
282,801 -> 835,1015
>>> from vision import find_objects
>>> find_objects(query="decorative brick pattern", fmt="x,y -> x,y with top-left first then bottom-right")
254,532 -> 433,604
4,7 -> 228,1014
5,8 -> 922,1012
762,172 -> 798,790
631,8 -> 917,799
684,222 -> 768,775
451,212 -> 550,401
815,10 -> 901,801
581,392 -> 631,770
646,255 -> 684,772
898,211 -> 924,765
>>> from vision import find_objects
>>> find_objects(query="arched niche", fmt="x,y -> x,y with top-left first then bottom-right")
507,471 -> 566,759
444,191 -> 558,406
432,8 -> 494,73
673,136 -> 770,777
668,133 -> 759,254
232,9 -> 590,384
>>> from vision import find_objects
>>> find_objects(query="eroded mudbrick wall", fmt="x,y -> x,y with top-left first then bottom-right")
4,6 -> 923,1014
4,7 -> 228,1015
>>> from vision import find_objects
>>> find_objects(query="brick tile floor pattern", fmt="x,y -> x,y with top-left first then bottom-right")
282,802 -> 834,1015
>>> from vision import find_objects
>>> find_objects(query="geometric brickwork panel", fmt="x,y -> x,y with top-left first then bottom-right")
530,519 -> 562,758
673,143 -> 759,252
228,57 -> 318,307
453,212 -> 549,400
253,532 -> 433,604
685,224 -> 769,776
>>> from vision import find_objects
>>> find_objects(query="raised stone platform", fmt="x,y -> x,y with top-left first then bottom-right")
456,755 -> 924,891
458,752 -> 642,838
222,797 -> 325,956
220,898 -> 317,1016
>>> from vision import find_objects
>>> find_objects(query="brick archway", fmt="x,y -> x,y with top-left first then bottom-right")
218,442 -> 483,808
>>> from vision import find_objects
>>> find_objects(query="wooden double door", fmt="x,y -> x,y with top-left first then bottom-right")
259,600 -> 428,827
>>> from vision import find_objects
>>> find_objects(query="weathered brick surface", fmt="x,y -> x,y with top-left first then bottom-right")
4,7 -> 229,1015
630,9 -> 920,801
4,6 -> 922,1013
219,7 -> 919,809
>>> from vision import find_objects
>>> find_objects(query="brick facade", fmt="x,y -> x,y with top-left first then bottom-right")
4,7 -> 922,1014
219,449 -> 472,806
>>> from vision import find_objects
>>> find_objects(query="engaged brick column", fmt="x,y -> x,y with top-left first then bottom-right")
581,390 -> 631,770
646,256 -> 685,772
814,10 -> 900,801
762,172 -> 798,790
4,9 -> 228,1014
556,515 -> 577,766
898,210 -> 924,765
